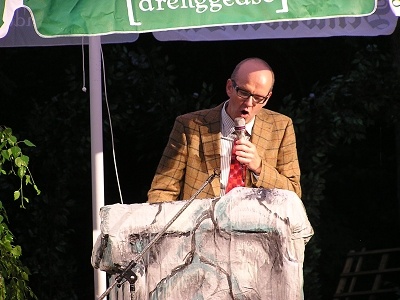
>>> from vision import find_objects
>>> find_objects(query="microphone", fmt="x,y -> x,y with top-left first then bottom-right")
232,117 -> 247,184
234,117 -> 246,141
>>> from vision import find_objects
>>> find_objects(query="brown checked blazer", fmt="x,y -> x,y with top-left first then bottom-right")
147,102 -> 301,203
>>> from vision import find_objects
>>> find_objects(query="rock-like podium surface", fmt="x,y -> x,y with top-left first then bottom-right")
92,187 -> 314,299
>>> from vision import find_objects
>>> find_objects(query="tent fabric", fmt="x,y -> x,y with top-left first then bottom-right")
0,8 -> 139,47
154,0 -> 396,41
0,1 -> 395,48
0,0 -> 377,36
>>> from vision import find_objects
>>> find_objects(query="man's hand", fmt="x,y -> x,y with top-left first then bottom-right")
234,139 -> 262,175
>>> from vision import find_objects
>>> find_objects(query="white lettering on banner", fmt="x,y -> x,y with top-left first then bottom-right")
210,0 -> 223,12
223,0 -> 235,7
127,0 -> 287,24
276,0 -> 288,13
138,0 -> 152,12
236,0 -> 251,6
155,0 -> 165,10
127,0 -> 142,24
168,0 -> 180,10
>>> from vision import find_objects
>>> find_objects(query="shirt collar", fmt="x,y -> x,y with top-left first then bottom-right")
221,100 -> 255,136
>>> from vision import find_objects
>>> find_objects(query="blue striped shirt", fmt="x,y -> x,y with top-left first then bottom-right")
220,101 -> 254,196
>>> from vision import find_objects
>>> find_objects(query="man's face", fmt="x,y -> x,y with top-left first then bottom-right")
225,70 -> 273,123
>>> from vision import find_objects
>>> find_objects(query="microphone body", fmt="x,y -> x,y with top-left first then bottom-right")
234,117 -> 246,141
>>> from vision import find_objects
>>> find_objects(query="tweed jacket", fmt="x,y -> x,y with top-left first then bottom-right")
147,102 -> 301,203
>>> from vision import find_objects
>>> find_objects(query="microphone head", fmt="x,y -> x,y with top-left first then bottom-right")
234,117 -> 246,131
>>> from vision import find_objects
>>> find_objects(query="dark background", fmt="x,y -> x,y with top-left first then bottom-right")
1,21 -> 399,300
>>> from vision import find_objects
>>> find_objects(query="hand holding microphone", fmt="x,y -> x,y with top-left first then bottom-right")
233,117 -> 262,176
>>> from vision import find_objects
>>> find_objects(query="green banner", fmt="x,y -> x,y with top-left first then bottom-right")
1,0 -> 377,36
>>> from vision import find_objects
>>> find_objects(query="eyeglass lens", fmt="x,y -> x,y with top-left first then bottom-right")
232,80 -> 267,103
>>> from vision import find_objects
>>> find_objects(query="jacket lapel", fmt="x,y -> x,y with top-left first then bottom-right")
200,103 -> 224,197
251,111 -> 273,155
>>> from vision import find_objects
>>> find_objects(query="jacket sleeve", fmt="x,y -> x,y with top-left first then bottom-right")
251,116 -> 302,198
147,117 -> 188,203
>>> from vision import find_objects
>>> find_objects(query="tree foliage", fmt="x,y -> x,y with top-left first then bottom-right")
0,126 -> 39,300
280,43 -> 400,299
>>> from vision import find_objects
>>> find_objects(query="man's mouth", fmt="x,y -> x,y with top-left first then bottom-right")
241,110 -> 249,115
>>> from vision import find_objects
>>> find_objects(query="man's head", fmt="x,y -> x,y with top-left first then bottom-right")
225,57 -> 274,123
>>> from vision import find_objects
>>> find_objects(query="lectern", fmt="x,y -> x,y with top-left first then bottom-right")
92,187 -> 314,300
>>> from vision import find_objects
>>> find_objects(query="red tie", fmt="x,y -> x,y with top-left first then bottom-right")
225,140 -> 246,193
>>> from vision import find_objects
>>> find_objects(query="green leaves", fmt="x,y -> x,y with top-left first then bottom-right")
0,127 -> 40,299
0,216 -> 37,299
23,140 -> 35,147
13,191 -> 20,201
0,127 -> 41,207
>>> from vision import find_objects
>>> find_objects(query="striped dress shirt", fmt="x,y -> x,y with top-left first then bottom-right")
220,101 -> 254,196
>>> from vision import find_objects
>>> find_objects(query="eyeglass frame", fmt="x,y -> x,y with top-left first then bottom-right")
230,79 -> 271,104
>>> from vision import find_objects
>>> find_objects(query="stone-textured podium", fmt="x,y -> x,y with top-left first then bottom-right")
92,188 -> 314,300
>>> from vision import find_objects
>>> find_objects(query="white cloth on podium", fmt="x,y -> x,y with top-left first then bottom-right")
92,187 -> 314,300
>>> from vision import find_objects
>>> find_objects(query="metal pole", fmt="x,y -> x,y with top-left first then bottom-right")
89,36 -> 107,299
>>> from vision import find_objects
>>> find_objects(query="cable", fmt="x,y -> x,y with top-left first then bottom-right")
100,46 -> 125,204
81,37 -> 87,92
81,38 -> 125,204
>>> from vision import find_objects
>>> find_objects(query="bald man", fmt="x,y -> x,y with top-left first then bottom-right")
148,57 -> 301,202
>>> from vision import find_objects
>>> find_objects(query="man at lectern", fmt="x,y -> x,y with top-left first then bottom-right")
147,57 -> 301,203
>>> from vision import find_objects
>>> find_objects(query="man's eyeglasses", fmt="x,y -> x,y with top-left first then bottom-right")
231,79 -> 270,104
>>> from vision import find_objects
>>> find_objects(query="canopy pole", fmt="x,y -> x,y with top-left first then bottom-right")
89,36 -> 107,299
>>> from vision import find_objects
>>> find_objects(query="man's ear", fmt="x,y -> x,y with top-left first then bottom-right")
265,91 -> 272,101
262,92 -> 272,107
226,79 -> 234,97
